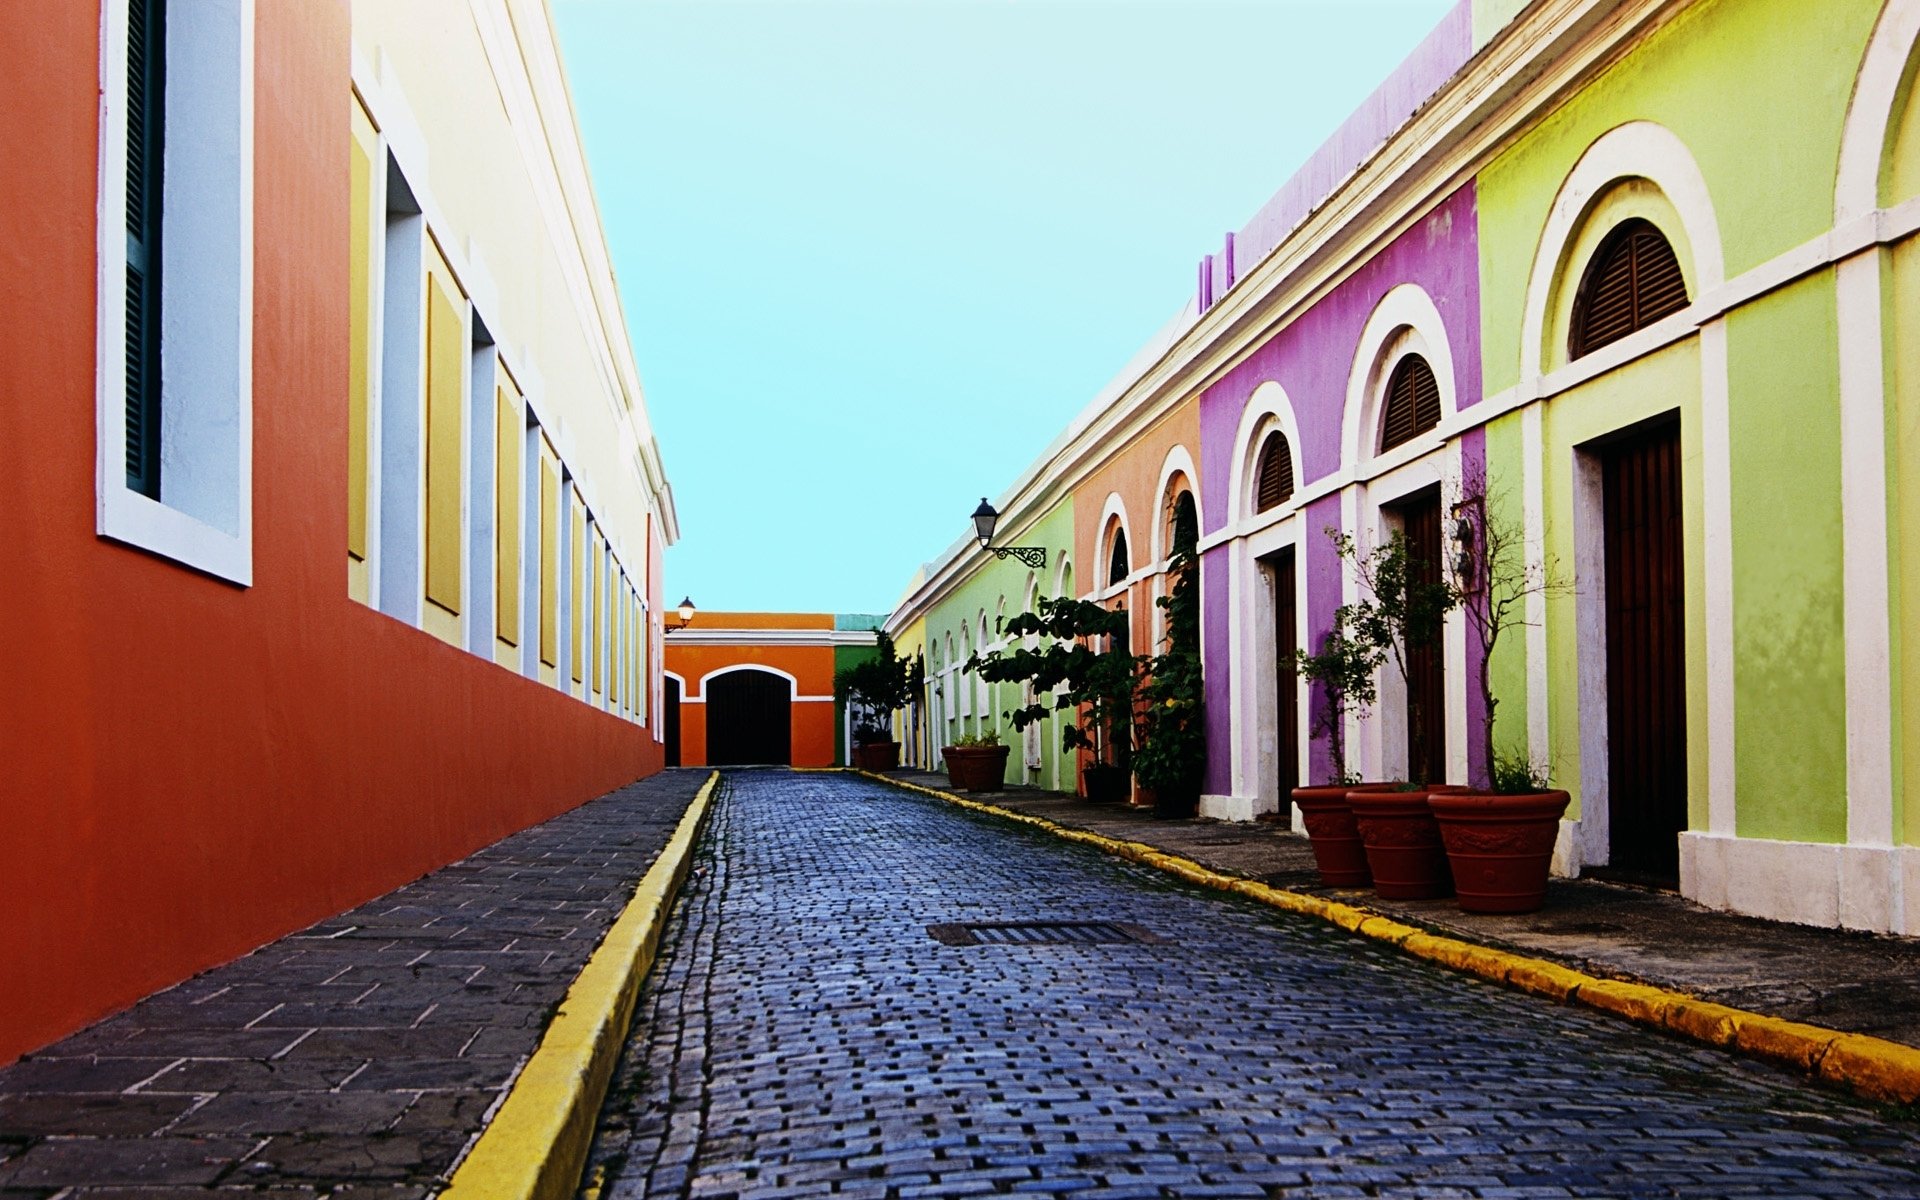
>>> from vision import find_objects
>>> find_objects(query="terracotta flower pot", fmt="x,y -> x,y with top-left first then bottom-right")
853,741 -> 900,771
942,745 -> 1010,792
1429,789 -> 1572,913
1348,785 -> 1454,900
1081,764 -> 1130,804
1292,785 -> 1371,887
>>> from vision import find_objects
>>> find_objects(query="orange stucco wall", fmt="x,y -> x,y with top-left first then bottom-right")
665,616 -> 840,767
0,3 -> 662,1064
1072,398 -> 1202,654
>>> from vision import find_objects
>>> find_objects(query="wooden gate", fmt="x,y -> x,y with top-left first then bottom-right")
1602,417 -> 1687,881
705,669 -> 793,766
1397,489 -> 1447,786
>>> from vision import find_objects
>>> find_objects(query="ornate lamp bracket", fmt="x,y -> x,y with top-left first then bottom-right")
990,546 -> 1048,570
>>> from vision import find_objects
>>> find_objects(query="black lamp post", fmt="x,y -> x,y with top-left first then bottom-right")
970,498 -> 1047,569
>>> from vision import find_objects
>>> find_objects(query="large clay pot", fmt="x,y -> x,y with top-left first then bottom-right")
1429,789 -> 1572,913
1291,785 -> 1371,887
942,745 -> 1011,792
853,741 -> 900,771
1348,785 -> 1454,900
1082,764 -> 1130,804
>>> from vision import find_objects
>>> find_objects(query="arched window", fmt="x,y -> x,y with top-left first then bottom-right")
1108,527 -> 1130,586
1570,218 -> 1689,360
1254,431 -> 1294,511
1380,355 -> 1442,452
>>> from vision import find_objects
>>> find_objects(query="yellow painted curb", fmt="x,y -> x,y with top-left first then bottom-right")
441,771 -> 722,1200
856,769 -> 1920,1107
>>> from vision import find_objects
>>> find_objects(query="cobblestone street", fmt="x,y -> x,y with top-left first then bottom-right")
583,771 -> 1920,1199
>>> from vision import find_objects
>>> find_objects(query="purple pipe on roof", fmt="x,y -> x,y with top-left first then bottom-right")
1197,0 -> 1472,311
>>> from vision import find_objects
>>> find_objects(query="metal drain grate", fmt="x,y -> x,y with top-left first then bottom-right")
927,921 -> 1165,946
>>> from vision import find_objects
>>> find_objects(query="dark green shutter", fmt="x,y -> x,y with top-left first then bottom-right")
124,0 -> 165,497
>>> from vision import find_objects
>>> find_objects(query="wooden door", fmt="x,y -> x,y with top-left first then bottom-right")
1398,489 -> 1447,786
665,676 -> 682,767
1602,418 -> 1687,881
1268,548 -> 1299,798
706,669 -> 793,765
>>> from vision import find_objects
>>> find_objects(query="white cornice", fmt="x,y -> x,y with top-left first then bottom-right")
666,628 -> 879,648
886,0 -> 1681,632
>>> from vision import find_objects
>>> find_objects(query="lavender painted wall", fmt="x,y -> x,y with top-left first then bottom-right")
1200,184 -> 1482,796
1200,1 -> 1473,313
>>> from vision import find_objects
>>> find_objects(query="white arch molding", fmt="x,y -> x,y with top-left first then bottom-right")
1341,283 -> 1460,473
1097,492 -> 1134,589
1149,444 -> 1202,566
1227,380 -> 1305,528
1520,121 -> 1726,382
689,663 -> 809,703
1832,2 -> 1918,852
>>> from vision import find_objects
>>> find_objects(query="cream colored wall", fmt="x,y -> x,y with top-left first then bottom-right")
349,0 -> 664,596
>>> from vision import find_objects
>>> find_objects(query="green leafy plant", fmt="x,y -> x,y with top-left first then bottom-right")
1133,504 -> 1206,796
1332,526 -> 1460,785
1489,748 -> 1552,795
950,730 -> 1002,748
1295,604 -> 1383,786
834,633 -> 915,745
966,597 -> 1136,767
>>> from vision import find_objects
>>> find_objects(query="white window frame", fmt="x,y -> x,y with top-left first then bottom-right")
96,0 -> 256,585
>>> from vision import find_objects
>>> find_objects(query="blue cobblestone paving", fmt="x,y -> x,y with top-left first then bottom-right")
581,771 -> 1920,1199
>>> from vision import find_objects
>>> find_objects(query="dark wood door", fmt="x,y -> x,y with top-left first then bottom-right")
664,676 -> 682,767
1268,547 -> 1299,798
1397,489 -> 1447,786
1602,418 -> 1687,881
706,669 -> 792,766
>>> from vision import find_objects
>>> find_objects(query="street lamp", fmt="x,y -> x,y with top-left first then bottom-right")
667,596 -> 696,632
969,498 -> 1047,569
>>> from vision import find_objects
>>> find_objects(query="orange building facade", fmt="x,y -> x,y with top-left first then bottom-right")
665,614 -> 881,768
0,1 -> 676,1063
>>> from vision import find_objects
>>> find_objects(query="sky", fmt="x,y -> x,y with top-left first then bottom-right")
552,0 -> 1459,617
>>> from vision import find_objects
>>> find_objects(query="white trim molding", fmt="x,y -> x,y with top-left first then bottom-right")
1681,833 -> 1917,935
1831,0 -> 1914,849
96,0 -> 256,586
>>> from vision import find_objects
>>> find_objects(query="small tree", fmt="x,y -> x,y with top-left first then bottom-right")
1295,603 -> 1383,786
1133,514 -> 1205,796
833,632 -> 914,745
967,598 -> 1136,767
1333,527 -> 1459,786
1453,486 -> 1570,791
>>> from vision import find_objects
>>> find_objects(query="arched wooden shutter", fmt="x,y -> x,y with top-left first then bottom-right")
1255,432 -> 1294,511
1108,528 -> 1129,586
1570,218 -> 1689,360
1379,355 -> 1442,452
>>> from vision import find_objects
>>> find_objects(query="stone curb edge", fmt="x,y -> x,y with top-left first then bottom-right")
441,770 -> 723,1200
855,769 -> 1920,1108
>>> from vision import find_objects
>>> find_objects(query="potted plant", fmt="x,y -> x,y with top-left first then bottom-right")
968,596 -> 1137,803
1429,489 -> 1573,913
1292,604 -> 1384,886
1334,527 -> 1460,900
1133,507 -> 1206,818
941,730 -> 1010,792
834,633 -> 914,772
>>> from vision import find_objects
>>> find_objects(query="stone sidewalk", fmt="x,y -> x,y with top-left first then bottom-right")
886,769 -> 1920,1052
0,769 -> 709,1197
